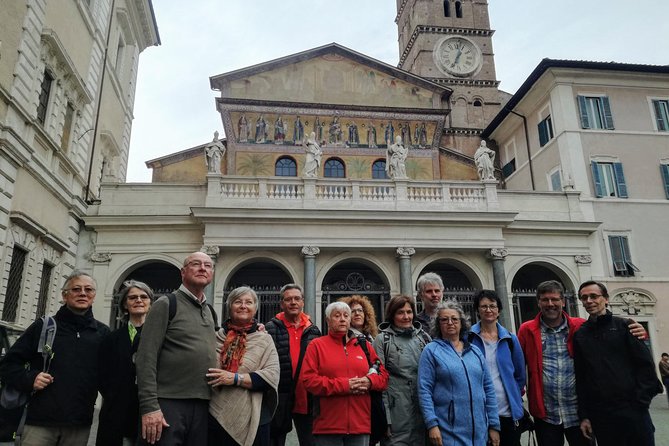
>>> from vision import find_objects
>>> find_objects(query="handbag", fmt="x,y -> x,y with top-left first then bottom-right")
357,336 -> 388,445
517,408 -> 534,433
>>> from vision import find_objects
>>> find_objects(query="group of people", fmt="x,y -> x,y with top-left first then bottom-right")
0,253 -> 663,446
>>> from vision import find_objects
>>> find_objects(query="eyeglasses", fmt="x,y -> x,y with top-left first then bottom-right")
351,308 -> 365,315
579,293 -> 603,301
64,287 -> 96,295
127,294 -> 150,301
185,260 -> 214,270
479,305 -> 498,311
438,317 -> 460,324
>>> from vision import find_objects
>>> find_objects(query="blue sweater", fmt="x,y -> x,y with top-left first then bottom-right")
418,338 -> 500,446
469,322 -> 526,422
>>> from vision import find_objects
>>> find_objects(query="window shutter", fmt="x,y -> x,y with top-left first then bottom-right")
601,97 -> 614,130
578,96 -> 590,129
613,162 -> 628,198
661,164 -> 669,199
590,161 -> 604,197
655,100 -> 669,131
609,236 -> 627,275
538,122 -> 548,146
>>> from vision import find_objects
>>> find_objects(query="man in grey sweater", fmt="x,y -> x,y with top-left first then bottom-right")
136,252 -> 218,445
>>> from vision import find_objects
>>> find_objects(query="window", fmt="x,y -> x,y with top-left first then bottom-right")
473,99 -> 482,107
61,102 -> 75,151
275,157 -> 297,176
661,164 -> 669,199
455,1 -> 462,18
36,70 -> 54,125
115,35 -> 126,72
443,0 -> 450,17
577,95 -> 614,130
324,158 -> 345,178
36,262 -> 54,319
608,235 -> 639,277
372,160 -> 388,179
549,169 -> 562,191
2,246 -> 27,322
591,161 -> 627,198
501,159 -> 516,178
538,115 -> 554,146
653,100 -> 669,131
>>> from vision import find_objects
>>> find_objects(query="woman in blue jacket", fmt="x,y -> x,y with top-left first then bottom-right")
468,290 -> 526,446
418,300 -> 500,446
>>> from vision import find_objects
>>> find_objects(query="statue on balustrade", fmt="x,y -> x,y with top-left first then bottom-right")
293,116 -> 304,144
303,132 -> 322,178
255,115 -> 267,143
474,139 -> 496,180
348,121 -> 359,146
367,123 -> 377,148
205,131 -> 226,174
274,116 -> 286,144
386,135 -> 408,180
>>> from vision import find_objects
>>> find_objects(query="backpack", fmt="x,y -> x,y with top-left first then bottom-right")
0,315 -> 57,443
357,335 -> 389,445
166,292 -> 219,330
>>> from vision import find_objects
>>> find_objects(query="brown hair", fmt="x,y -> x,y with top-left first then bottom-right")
384,295 -> 416,325
338,295 -> 378,338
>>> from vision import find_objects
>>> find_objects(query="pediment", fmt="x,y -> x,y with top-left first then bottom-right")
210,43 -> 450,110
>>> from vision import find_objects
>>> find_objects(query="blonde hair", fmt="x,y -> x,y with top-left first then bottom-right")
338,295 -> 379,338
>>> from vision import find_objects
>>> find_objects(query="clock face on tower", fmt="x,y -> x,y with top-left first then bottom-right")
433,36 -> 482,78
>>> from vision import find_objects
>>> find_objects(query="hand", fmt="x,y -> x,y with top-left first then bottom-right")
206,368 -> 235,387
488,428 -> 500,446
428,426 -> 442,446
628,320 -> 647,340
580,419 -> 593,440
348,377 -> 370,395
142,410 -> 170,444
32,372 -> 54,391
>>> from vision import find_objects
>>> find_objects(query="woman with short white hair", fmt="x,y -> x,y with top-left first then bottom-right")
302,301 -> 389,446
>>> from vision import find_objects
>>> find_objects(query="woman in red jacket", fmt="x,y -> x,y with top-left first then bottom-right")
302,301 -> 389,445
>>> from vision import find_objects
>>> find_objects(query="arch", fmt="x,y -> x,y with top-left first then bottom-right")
372,159 -> 388,179
275,156 -> 297,176
413,253 -> 486,291
455,1 -> 463,18
443,0 -> 450,17
472,98 -> 484,107
324,157 -> 345,178
219,251 -> 299,291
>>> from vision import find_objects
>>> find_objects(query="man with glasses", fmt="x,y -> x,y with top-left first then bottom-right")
573,280 -> 661,446
265,284 -> 321,446
0,271 -> 109,445
518,280 -> 645,446
136,251 -> 217,445
415,272 -> 445,330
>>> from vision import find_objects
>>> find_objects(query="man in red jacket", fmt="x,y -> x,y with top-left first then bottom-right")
518,280 -> 645,446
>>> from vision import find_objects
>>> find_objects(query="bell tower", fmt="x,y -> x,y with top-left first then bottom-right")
396,0 -> 505,153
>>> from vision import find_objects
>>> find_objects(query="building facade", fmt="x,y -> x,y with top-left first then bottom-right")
0,0 -> 159,332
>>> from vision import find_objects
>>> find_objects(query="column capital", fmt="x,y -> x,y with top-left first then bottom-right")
201,245 -> 220,259
396,247 -> 416,257
574,255 -> 592,265
488,248 -> 508,260
301,246 -> 320,256
90,251 -> 112,263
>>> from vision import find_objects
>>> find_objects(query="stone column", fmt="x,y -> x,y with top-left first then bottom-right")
488,248 -> 511,328
201,245 -> 220,310
302,246 -> 320,318
574,255 -> 592,318
396,247 -> 416,296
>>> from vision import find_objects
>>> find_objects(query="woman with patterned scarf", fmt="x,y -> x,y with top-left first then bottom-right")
206,286 -> 280,446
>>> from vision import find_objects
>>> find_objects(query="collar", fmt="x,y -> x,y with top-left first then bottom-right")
277,311 -> 311,328
179,284 -> 206,304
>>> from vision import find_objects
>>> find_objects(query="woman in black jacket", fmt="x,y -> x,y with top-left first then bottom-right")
96,280 -> 154,446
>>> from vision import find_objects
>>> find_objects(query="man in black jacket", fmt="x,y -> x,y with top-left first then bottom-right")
573,280 -> 661,446
0,270 -> 109,445
265,284 -> 321,446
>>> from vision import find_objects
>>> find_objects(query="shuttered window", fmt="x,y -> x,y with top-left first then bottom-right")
591,161 -> 627,198
609,236 -> 640,277
578,95 -> 614,130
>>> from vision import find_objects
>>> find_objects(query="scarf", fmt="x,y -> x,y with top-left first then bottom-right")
219,319 -> 258,372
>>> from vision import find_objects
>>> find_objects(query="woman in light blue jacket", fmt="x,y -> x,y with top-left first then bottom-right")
418,300 -> 500,446
468,290 -> 526,446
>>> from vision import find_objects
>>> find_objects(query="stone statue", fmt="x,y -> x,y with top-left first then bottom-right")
328,116 -> 342,145
205,131 -> 225,174
238,115 -> 249,143
348,121 -> 359,146
474,139 -> 496,180
293,116 -> 304,144
386,135 -> 408,180
255,115 -> 267,143
367,123 -> 377,148
303,132 -> 322,178
274,116 -> 286,144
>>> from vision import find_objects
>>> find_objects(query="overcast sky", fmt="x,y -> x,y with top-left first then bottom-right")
126,0 -> 669,182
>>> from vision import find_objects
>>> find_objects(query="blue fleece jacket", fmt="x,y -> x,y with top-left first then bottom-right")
469,322 -> 526,422
418,338 -> 500,446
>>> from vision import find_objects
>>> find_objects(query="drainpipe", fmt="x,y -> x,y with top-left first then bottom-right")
505,108 -> 535,191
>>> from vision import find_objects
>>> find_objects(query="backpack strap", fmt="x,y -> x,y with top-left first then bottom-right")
37,316 -> 57,373
382,331 -> 391,361
357,334 -> 373,367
